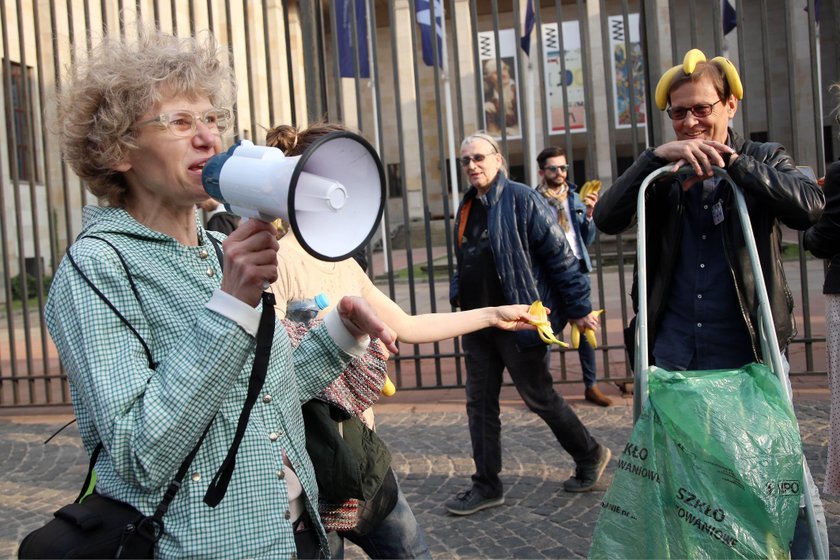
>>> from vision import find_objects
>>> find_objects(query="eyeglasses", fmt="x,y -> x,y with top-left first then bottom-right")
460,153 -> 495,167
136,108 -> 232,137
543,164 -> 568,173
666,100 -> 722,120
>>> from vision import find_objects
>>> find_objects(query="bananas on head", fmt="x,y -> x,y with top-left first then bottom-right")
527,300 -> 569,347
654,48 -> 744,111
578,180 -> 602,200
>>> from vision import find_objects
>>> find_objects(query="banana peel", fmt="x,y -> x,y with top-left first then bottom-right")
570,309 -> 604,349
527,301 -> 569,347
578,180 -> 602,200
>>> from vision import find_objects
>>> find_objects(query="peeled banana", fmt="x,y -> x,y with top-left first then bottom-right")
578,180 -> 602,200
527,300 -> 569,347
570,309 -> 604,350
382,374 -> 396,397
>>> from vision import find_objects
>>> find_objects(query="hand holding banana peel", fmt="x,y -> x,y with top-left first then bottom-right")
570,309 -> 604,349
526,301 -> 569,347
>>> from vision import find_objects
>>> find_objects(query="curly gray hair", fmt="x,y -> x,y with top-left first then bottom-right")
57,30 -> 235,207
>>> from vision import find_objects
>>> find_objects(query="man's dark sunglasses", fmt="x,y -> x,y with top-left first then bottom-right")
666,100 -> 722,120
460,153 -> 494,167
543,164 -> 568,173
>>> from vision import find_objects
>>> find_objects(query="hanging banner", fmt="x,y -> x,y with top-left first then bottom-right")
609,13 -> 647,129
541,21 -> 586,134
478,29 -> 522,139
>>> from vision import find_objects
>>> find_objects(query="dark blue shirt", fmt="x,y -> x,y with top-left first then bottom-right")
653,178 -> 754,370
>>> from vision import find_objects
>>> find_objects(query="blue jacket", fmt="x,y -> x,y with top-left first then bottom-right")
450,174 -> 592,344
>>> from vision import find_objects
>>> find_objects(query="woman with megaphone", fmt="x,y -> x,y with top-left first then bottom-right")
266,122 -> 543,559
43,29 -> 417,559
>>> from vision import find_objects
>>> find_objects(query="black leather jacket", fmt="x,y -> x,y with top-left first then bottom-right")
594,129 -> 825,362
804,161 -> 840,295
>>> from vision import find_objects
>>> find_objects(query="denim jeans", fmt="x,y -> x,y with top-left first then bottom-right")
462,328 -> 600,498
328,485 -> 430,559
545,332 -> 597,388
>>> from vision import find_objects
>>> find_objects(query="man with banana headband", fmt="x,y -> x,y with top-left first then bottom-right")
594,48 -> 827,558
446,131 -> 611,518
536,146 -> 613,407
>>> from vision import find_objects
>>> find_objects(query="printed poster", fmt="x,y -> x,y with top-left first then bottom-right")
609,13 -> 647,129
477,29 -> 522,139
541,21 -> 586,133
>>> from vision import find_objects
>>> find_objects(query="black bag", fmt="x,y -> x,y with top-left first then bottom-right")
18,493 -> 160,559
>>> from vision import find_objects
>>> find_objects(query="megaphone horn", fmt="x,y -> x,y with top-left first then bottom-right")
202,131 -> 386,262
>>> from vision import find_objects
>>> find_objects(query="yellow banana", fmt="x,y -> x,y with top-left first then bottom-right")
527,300 -> 569,347
654,64 -> 684,110
682,48 -> 706,74
382,374 -> 396,397
571,309 -> 604,349
579,180 -> 602,200
584,328 -> 598,349
710,56 -> 744,100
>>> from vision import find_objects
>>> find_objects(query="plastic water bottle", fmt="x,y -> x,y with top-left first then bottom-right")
286,293 -> 329,323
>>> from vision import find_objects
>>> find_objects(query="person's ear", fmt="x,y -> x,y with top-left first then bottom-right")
110,150 -> 132,173
725,94 -> 738,118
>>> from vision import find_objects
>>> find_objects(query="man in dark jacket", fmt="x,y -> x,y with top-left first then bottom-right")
594,49 -> 827,558
446,132 -> 610,517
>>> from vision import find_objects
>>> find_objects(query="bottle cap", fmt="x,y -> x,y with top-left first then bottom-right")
314,293 -> 329,310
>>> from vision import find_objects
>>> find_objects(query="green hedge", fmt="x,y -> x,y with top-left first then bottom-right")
10,273 -> 52,300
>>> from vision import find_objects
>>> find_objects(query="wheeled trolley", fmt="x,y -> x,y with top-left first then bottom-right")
632,165 -> 826,559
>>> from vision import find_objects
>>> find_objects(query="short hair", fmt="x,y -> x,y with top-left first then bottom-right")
57,30 -> 235,207
667,61 -> 730,106
536,146 -> 566,169
265,121 -> 351,157
460,131 -> 508,176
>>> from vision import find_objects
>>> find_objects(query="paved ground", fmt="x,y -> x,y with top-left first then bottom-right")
1,389 -> 837,559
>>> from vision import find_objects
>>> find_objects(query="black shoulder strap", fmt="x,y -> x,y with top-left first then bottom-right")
65,235 -> 210,521
66,237 -> 156,370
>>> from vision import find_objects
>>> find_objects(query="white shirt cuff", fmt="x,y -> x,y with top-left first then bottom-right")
205,289 -> 261,337
323,308 -> 369,358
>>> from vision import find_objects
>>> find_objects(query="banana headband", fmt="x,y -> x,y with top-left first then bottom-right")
654,48 -> 744,110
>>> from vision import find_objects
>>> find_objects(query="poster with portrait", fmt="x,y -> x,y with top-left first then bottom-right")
609,13 -> 647,128
541,21 -> 586,134
477,29 -> 522,139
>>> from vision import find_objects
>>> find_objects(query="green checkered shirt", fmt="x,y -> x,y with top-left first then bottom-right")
45,206 -> 352,558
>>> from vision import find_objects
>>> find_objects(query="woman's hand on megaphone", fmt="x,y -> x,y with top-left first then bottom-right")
220,219 -> 279,307
336,296 -> 399,355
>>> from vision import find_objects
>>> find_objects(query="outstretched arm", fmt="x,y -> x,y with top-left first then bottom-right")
364,287 -> 535,344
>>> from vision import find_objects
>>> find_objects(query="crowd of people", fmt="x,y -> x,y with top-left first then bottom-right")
39,24 -> 838,560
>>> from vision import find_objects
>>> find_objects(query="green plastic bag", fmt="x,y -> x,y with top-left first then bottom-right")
589,363 -> 803,559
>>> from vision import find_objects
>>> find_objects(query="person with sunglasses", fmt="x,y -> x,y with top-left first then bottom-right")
45,30 -> 398,558
594,49 -> 827,558
446,131 -> 611,517
535,146 -> 613,407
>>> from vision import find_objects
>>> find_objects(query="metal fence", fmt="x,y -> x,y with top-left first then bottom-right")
0,0 -> 833,407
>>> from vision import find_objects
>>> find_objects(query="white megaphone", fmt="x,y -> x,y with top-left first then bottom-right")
202,131 -> 385,261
